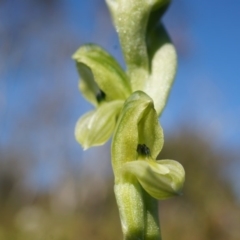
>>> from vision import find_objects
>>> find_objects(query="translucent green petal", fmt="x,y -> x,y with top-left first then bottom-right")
75,100 -> 123,149
145,25 -> 177,116
112,91 -> 163,181
73,44 -> 131,103
77,63 -> 99,106
106,0 -> 170,90
123,159 -> 185,200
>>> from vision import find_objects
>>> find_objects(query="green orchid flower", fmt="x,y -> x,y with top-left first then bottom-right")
112,91 -> 185,239
73,44 -> 131,149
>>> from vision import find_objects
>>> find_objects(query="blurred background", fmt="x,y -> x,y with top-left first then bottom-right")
0,0 -> 240,239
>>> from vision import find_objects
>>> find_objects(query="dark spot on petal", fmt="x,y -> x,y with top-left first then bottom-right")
137,144 -> 151,157
96,90 -> 106,103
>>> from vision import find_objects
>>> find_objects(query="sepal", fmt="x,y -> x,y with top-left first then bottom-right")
145,25 -> 177,116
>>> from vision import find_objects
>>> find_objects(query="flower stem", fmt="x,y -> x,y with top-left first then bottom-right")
143,190 -> 161,240
114,179 -> 145,240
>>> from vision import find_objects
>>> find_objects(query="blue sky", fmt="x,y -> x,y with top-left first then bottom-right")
0,0 -> 239,192
162,0 -> 240,148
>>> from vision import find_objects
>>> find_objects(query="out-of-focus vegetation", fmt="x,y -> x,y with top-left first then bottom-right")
159,130 -> 240,240
0,129 -> 240,240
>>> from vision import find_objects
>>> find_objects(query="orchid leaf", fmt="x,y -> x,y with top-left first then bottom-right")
75,100 -> 123,150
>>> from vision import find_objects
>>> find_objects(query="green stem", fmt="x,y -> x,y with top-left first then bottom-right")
114,179 -> 145,240
115,182 -> 161,240
143,190 -> 161,240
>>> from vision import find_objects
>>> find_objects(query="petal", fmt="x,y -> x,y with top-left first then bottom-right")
73,44 -> 131,104
77,63 -> 100,106
75,100 -> 123,149
144,24 -> 177,116
123,159 -> 185,200
112,91 -> 163,181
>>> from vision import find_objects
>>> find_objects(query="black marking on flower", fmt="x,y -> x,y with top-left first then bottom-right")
96,90 -> 106,103
137,144 -> 151,157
